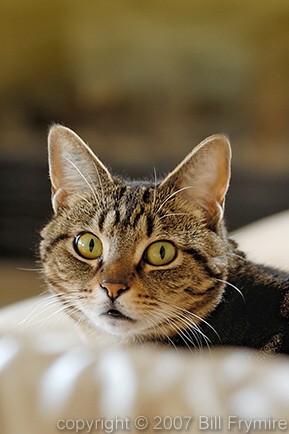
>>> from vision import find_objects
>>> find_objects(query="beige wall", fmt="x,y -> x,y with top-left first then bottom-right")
0,1 -> 288,171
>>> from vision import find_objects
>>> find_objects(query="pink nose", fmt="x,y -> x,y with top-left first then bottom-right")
100,280 -> 129,300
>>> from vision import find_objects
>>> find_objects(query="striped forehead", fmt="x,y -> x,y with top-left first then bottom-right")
97,185 -> 155,238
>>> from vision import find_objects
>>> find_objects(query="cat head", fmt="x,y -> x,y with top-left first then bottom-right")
40,125 -> 231,345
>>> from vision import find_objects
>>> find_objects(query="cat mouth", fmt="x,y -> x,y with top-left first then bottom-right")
103,309 -> 135,322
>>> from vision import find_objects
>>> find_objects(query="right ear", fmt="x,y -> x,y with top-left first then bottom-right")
48,125 -> 113,212
158,134 -> 231,230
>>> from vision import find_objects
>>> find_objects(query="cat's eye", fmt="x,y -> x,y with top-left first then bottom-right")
144,241 -> 177,266
74,232 -> 103,260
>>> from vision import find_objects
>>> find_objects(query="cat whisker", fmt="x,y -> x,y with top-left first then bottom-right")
17,295 -> 63,327
29,295 -> 83,329
170,303 -> 220,344
65,157 -> 99,205
227,251 -> 246,260
179,315 -> 211,351
18,302 -> 62,329
16,267 -> 42,272
139,310 -> 179,351
216,278 -> 245,302
144,307 -> 194,351
72,306 -> 88,329
156,186 -> 195,214
74,193 -> 95,208
151,166 -> 158,213
156,301 -> 213,350
171,311 -> 205,349
156,303 -> 205,350
36,304 -> 74,328
135,305 -> 179,348
155,302 -> 197,333
92,161 -> 104,199
163,317 -> 196,352
145,300 -> 205,351
41,306 -> 83,331
159,213 -> 188,221
17,291 -> 83,328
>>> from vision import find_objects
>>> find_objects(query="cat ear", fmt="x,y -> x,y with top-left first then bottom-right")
48,124 -> 113,212
159,135 -> 231,229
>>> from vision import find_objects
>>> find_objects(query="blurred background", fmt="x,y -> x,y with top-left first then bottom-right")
0,0 -> 288,307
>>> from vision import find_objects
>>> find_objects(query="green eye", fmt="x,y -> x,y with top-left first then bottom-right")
74,232 -> 103,260
144,241 -> 177,266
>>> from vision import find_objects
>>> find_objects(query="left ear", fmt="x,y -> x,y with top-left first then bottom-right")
48,124 -> 114,213
159,135 -> 231,229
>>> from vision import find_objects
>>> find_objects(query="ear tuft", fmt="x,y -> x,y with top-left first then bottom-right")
48,125 -> 113,212
160,134 -> 231,229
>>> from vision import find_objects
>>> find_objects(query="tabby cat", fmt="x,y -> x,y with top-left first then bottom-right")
40,125 -> 289,353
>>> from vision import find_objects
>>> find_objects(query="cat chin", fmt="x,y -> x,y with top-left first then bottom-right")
84,310 -> 146,338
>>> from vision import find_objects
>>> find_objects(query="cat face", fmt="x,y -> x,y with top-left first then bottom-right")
40,125 -> 231,345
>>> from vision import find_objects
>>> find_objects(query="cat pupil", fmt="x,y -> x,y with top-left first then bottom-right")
89,238 -> 94,252
160,245 -> 165,260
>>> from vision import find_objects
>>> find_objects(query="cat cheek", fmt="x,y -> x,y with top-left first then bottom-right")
211,256 -> 228,274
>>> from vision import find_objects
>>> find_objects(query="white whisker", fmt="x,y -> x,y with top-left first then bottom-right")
16,267 -> 42,272
66,157 -> 99,204
228,251 -> 246,260
147,307 -> 194,351
156,186 -> 195,214
17,291 -> 82,328
158,303 -> 205,349
216,278 -> 245,301
92,161 -> 104,199
159,213 -> 188,220
17,295 -> 62,327
174,304 -> 220,344
151,166 -> 158,213
74,193 -> 95,208
144,298 -> 210,351
155,298 -> 215,350
140,310 -> 179,351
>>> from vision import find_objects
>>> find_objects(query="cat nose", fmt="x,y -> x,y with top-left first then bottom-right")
100,279 -> 129,301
